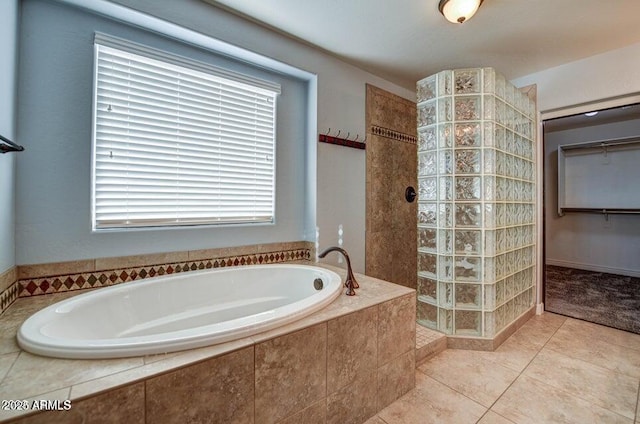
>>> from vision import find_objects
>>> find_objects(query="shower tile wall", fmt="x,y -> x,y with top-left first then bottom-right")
416,68 -> 536,339
365,84 -> 418,289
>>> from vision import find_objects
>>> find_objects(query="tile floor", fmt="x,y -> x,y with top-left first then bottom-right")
367,312 -> 640,424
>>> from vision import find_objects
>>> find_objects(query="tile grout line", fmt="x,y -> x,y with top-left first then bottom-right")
485,317 -> 638,423
373,316 -> 568,423
0,351 -> 75,404
556,315 -> 640,352
543,320 -> 640,382
635,380 -> 639,424
0,351 -> 20,388
451,317 -> 571,423
414,366 -> 487,412
143,378 -> 147,424
381,315 -> 638,424
474,409 -> 516,424
480,317 -> 568,413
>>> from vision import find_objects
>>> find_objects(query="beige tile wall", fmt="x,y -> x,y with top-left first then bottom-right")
147,348 -> 254,423
255,323 -> 327,423
365,84 -> 418,289
7,292 -> 416,424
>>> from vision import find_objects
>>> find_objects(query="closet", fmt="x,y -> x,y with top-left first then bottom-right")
544,105 -> 640,334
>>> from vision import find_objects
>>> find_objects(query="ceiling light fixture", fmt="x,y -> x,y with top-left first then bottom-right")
439,0 -> 484,24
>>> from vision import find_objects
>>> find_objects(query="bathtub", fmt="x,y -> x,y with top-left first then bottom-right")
17,264 -> 342,359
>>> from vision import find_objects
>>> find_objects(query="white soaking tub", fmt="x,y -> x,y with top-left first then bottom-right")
17,264 -> 341,359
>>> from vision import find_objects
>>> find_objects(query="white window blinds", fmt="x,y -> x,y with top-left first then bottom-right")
92,34 -> 279,230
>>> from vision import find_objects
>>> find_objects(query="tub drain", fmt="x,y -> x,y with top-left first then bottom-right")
313,278 -> 323,290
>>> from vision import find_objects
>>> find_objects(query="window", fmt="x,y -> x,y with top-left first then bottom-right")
92,34 -> 280,230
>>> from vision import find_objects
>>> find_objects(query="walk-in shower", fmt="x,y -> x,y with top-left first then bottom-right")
416,68 -> 537,346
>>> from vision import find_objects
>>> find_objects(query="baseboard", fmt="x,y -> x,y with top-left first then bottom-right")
545,259 -> 640,278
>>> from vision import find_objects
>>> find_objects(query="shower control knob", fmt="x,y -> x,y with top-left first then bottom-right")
405,186 -> 416,203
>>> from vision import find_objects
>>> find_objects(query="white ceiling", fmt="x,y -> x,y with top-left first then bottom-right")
205,0 -> 640,90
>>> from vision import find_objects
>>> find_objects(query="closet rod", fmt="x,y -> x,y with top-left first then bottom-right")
561,208 -> 640,215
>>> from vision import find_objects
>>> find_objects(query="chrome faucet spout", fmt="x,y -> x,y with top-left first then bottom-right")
318,246 -> 359,296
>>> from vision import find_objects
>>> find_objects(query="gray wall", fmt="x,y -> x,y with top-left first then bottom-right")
544,118 -> 640,276
104,0 -> 415,273
0,0 -> 18,274
15,0 -> 309,264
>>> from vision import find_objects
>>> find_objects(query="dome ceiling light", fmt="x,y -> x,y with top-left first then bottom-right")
439,0 -> 484,24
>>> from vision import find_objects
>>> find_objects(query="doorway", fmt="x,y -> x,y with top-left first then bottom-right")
542,103 -> 640,334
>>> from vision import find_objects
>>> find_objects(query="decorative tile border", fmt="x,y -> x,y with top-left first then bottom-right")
17,248 -> 311,297
0,266 -> 18,315
371,125 -> 417,145
0,282 -> 19,315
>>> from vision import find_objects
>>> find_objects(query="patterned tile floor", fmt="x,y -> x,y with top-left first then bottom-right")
416,324 -> 443,349
368,312 -> 640,424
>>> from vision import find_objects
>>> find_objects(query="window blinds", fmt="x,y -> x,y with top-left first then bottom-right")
92,35 -> 279,229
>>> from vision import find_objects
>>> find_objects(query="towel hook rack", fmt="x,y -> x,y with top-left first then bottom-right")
318,128 -> 366,150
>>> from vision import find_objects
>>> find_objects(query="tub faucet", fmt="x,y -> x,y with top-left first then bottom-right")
318,247 -> 359,296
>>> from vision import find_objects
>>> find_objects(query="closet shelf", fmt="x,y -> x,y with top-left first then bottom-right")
557,135 -> 640,216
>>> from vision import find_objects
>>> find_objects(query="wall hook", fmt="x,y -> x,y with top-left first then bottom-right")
0,134 -> 24,154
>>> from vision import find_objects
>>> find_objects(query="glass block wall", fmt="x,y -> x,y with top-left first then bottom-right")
416,68 -> 536,338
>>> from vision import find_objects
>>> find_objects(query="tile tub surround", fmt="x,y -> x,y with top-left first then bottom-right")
12,241 -> 312,298
0,264 -> 416,423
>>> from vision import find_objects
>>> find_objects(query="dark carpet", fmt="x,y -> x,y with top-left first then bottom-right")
545,265 -> 640,334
